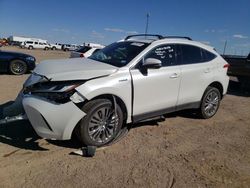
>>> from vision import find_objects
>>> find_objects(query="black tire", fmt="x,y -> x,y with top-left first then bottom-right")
64,48 -> 69,51
44,47 -> 49,50
199,86 -> 221,119
77,99 -> 123,147
52,47 -> 56,50
9,60 -> 28,75
28,46 -> 33,50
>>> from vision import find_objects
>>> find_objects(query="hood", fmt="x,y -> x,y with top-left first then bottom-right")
0,50 -> 33,58
34,58 -> 118,81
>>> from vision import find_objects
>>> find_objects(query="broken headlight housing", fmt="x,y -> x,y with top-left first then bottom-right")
23,81 -> 85,103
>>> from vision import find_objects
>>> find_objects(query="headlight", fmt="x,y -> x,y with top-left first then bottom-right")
26,56 -> 35,62
24,81 -> 85,103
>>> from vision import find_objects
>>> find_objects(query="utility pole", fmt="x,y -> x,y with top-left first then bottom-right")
145,13 -> 150,35
223,40 -> 227,55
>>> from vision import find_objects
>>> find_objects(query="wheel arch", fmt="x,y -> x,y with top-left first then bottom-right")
208,81 -> 224,98
71,94 -> 128,140
87,94 -> 128,123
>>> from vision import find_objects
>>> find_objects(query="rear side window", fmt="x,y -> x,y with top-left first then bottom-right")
179,44 -> 203,64
144,44 -> 177,67
177,44 -> 216,64
26,41 -> 33,44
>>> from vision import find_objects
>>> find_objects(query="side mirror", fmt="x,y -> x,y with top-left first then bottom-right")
142,58 -> 162,69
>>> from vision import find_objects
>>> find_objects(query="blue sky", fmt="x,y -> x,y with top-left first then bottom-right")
0,0 -> 249,55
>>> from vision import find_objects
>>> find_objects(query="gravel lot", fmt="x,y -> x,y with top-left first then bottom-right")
0,46 -> 250,188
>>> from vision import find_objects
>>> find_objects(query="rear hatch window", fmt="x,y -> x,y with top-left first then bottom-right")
76,46 -> 91,53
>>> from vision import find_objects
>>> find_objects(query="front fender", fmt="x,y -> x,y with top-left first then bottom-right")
75,72 -> 132,123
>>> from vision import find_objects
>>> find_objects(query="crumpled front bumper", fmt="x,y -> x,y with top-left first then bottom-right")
22,96 -> 86,140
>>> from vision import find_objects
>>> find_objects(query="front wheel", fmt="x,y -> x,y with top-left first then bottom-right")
9,60 -> 27,75
199,86 -> 221,119
77,99 -> 123,147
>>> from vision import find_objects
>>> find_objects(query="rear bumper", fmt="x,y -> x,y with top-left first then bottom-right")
22,96 -> 86,140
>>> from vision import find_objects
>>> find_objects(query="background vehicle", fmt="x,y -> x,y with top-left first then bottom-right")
50,43 -> 62,50
0,38 -> 9,46
223,53 -> 250,88
70,43 -> 104,58
62,44 -> 79,51
24,41 -> 50,50
22,34 -> 229,147
0,50 -> 36,75
222,53 -> 250,83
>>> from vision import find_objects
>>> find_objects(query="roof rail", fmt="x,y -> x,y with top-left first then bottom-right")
164,36 -> 192,40
125,34 -> 164,40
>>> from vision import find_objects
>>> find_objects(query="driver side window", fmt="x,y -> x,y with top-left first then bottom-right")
144,44 -> 177,67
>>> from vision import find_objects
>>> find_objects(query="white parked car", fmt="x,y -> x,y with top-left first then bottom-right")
50,43 -> 62,50
70,44 -> 104,58
21,34 -> 229,147
62,44 -> 79,51
24,41 -> 50,50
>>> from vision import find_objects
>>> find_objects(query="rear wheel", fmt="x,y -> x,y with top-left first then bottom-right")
44,47 -> 49,50
52,46 -> 56,50
199,86 -> 221,119
9,60 -> 27,75
77,99 -> 123,147
28,46 -> 33,50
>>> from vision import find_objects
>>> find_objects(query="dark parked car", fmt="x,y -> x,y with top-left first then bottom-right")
222,53 -> 250,77
222,53 -> 250,87
0,50 -> 36,75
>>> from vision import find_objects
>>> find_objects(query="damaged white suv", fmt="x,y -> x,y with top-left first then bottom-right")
22,34 -> 229,147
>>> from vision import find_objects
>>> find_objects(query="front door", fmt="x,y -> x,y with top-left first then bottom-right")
130,44 -> 181,121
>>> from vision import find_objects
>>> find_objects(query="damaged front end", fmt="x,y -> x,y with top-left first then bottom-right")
1,73 -> 87,140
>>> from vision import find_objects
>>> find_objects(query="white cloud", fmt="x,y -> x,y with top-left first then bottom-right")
90,30 -> 104,39
233,34 -> 248,39
235,43 -> 250,47
126,31 -> 138,35
204,29 -> 227,33
52,28 -> 70,33
104,28 -> 124,33
104,28 -> 138,35
200,41 -> 211,45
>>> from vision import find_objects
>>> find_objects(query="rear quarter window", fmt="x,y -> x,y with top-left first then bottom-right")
201,49 -> 217,62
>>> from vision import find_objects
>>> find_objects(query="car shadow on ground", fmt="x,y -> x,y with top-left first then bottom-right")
1,79 -> 249,151
227,80 -> 250,97
0,100 -> 80,151
0,120 -> 47,151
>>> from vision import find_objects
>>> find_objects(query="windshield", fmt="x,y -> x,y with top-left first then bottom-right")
89,41 -> 149,67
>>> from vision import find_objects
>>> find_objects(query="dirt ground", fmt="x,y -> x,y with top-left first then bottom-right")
0,46 -> 250,188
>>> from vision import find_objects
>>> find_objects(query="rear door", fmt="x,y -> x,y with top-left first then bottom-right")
176,44 -> 216,108
130,44 -> 181,121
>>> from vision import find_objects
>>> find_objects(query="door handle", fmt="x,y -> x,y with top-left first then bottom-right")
170,73 -> 179,78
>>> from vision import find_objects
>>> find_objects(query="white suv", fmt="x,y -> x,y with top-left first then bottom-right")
22,34 -> 229,147
70,43 -> 105,58
24,41 -> 50,50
